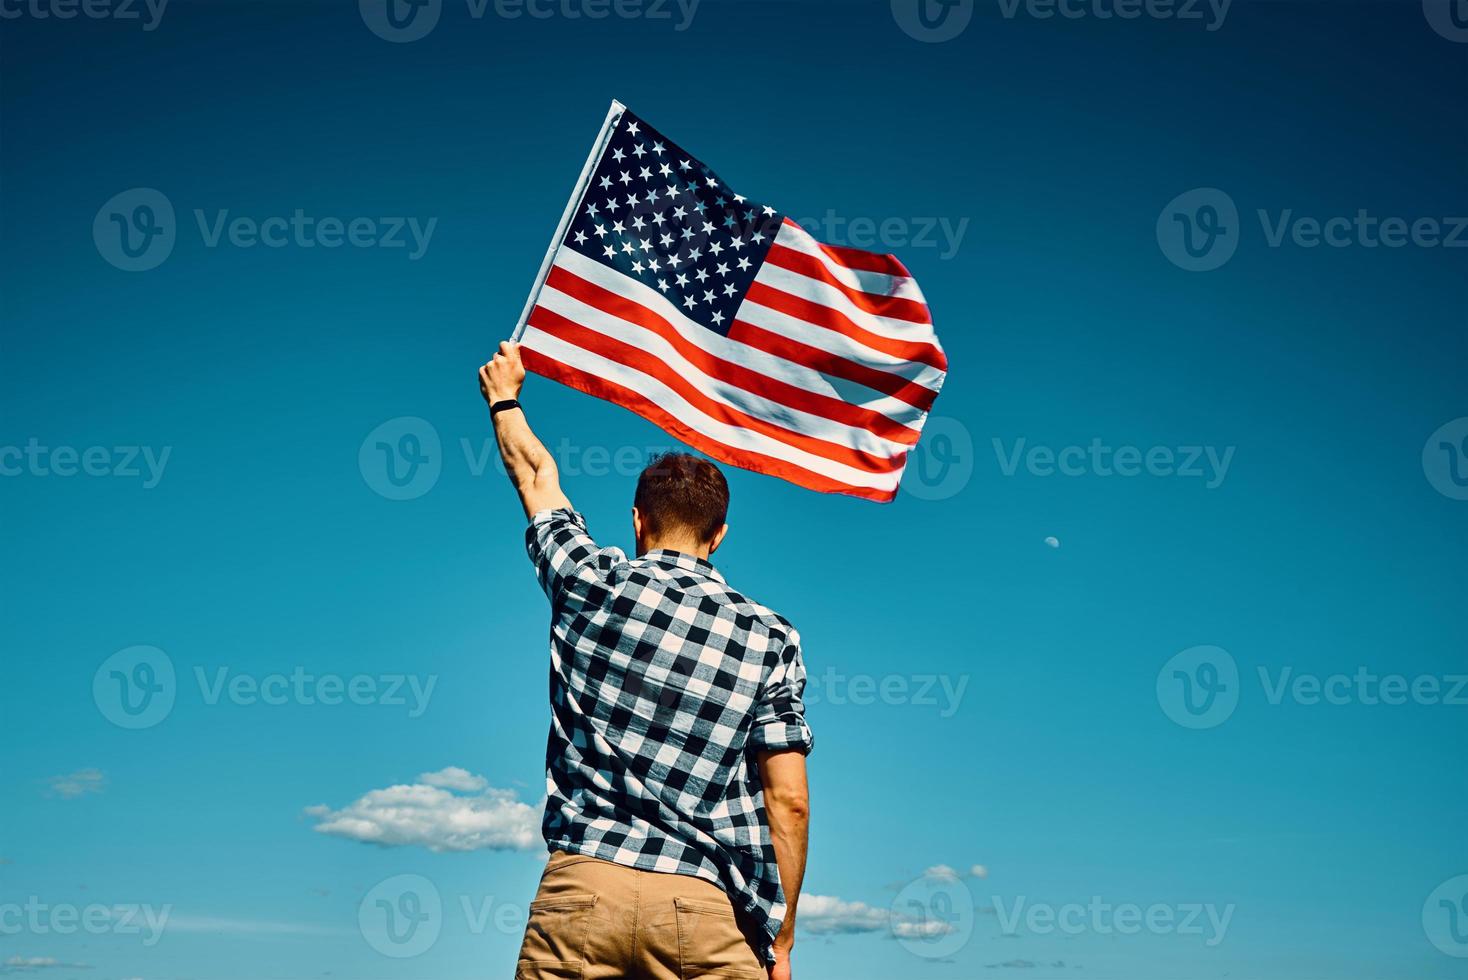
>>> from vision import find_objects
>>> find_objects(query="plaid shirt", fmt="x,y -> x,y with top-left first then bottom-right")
525,508 -> 814,963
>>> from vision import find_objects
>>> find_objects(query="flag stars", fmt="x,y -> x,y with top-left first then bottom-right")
573,230 -> 588,245
715,262 -> 730,276
603,245 -> 617,259
599,175 -> 613,190
658,163 -> 673,177
639,166 -> 652,180
709,241 -> 725,257
631,216 -> 646,231
736,256 -> 752,271
722,282 -> 738,297
593,223 -> 608,238
612,220 -> 626,234
683,295 -> 697,309
710,310 -> 725,326
652,141 -> 665,155
612,147 -> 626,163
657,278 -> 669,292
619,171 -> 632,185
627,121 -> 640,136
633,144 -> 647,159
694,268 -> 710,283
621,241 -> 635,255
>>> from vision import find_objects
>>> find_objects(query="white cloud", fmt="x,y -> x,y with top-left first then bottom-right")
2,957 -> 89,971
798,895 -> 954,939
305,768 -> 539,852
922,863 -> 987,880
45,769 -> 105,799
797,895 -> 891,935
162,916 -> 338,935
1044,536 -> 1060,549
419,766 -> 488,793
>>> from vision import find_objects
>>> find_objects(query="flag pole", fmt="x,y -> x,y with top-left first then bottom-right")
510,99 -> 626,343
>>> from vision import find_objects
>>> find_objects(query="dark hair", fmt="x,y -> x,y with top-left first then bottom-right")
634,452 -> 729,543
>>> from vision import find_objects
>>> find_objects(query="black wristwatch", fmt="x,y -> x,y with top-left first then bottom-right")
489,398 -> 522,417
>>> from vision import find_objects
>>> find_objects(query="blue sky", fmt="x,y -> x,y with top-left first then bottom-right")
2,1 -> 1465,978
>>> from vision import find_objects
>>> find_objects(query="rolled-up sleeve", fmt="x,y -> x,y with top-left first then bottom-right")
750,628 -> 814,756
525,508 -> 623,601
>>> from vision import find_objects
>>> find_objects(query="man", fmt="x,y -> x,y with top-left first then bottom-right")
479,341 -> 813,980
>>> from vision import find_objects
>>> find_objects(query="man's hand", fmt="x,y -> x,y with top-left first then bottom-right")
768,944 -> 792,980
479,341 -> 526,406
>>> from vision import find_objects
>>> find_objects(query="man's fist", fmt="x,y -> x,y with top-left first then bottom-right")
480,341 -> 526,405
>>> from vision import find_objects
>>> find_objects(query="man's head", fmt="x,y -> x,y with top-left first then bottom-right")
632,452 -> 729,558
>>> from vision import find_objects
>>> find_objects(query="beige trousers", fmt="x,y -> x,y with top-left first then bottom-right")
515,850 -> 766,980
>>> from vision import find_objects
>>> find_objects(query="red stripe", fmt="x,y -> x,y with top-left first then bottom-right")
726,318 -> 939,419
520,347 -> 898,503
745,282 -> 949,372
782,217 -> 913,277
763,243 -> 932,325
527,304 -> 906,475
544,264 -> 921,448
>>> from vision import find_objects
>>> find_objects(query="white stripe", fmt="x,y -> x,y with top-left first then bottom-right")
734,299 -> 946,398
753,261 -> 943,349
518,326 -> 902,494
776,221 -> 927,303
554,248 -> 927,430
535,281 -> 911,461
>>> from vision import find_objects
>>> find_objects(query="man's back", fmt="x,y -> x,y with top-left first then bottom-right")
527,508 -> 813,961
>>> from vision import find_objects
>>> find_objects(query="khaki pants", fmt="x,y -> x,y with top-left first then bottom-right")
515,850 -> 766,980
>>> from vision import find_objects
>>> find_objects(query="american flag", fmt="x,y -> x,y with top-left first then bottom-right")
513,101 -> 947,502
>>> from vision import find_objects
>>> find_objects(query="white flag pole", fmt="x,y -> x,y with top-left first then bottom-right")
510,99 -> 627,343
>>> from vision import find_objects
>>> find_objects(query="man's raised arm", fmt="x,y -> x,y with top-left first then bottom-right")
479,341 -> 571,519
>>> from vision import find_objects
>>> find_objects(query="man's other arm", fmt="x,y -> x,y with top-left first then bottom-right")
479,341 -> 571,518
757,748 -> 809,980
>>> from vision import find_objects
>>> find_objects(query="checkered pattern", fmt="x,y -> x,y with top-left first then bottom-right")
526,508 -> 813,964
